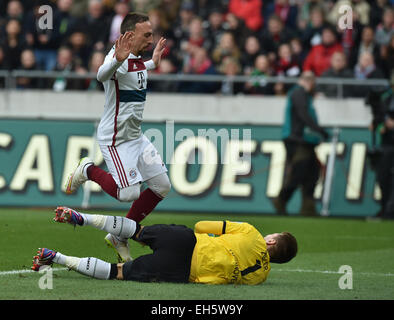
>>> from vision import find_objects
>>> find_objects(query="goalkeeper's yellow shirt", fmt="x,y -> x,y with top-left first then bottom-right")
189,221 -> 270,285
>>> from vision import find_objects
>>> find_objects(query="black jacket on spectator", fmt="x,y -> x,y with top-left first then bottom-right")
260,28 -> 294,55
353,67 -> 386,98
79,14 -> 110,51
319,68 -> 355,98
0,34 -> 27,70
349,44 -> 382,69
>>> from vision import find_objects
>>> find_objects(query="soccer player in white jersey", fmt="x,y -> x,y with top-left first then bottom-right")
65,13 -> 171,263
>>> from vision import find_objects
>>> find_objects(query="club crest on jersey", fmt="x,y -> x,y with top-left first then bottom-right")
129,168 -> 137,179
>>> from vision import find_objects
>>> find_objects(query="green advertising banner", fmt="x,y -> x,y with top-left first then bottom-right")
0,119 -> 380,217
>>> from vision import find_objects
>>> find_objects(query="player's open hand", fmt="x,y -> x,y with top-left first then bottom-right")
115,32 -> 133,62
152,37 -> 167,67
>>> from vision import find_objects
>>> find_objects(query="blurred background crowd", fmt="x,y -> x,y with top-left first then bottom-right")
0,0 -> 393,95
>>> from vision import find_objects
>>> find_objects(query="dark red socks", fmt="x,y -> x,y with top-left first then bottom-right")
87,165 -> 118,199
87,165 -> 163,223
126,188 -> 163,223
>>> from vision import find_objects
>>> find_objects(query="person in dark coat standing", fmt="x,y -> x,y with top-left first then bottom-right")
272,71 -> 329,216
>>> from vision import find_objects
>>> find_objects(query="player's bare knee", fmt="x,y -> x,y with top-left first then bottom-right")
118,184 -> 140,202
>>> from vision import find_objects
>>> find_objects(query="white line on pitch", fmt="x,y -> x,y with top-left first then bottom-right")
2,267 -> 393,278
272,268 -> 394,277
0,267 -> 68,276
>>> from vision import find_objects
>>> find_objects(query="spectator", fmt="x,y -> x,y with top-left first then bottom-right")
380,33 -> 394,78
290,37 -> 307,67
54,0 -> 79,42
274,42 -> 301,77
24,2 -> 60,71
244,54 -> 274,95
375,7 -> 394,46
228,0 -> 263,32
85,50 -> 105,90
1,18 -> 27,70
297,0 -> 331,32
353,51 -> 385,97
354,51 -> 385,79
67,29 -> 91,69
172,1 -> 195,64
349,25 -> 381,69
203,7 -> 226,55
273,42 -> 301,96
179,17 -> 208,76
211,31 -> 241,68
157,0 -> 182,32
16,49 -> 38,89
301,5 -> 329,51
335,3 -> 365,58
218,56 -> 243,95
173,1 -> 195,44
70,0 -> 89,18
80,0 -> 110,52
150,58 -> 178,92
263,0 -> 298,29
146,9 -> 175,63
222,12 -> 250,49
319,51 -> 354,98
0,0 -> 25,31
187,17 -> 207,50
260,14 -> 294,63
240,35 -> 263,75
194,0 -> 226,21
369,0 -> 390,29
148,8 -> 171,37
108,0 -> 130,44
4,0 -> 25,23
179,47 -> 218,93
303,26 -> 343,76
133,0 -> 161,13
51,46 -> 84,91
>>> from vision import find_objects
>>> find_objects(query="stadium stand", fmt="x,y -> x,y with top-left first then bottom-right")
0,0 -> 392,95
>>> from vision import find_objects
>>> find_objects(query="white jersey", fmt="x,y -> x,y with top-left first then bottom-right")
96,46 -> 156,146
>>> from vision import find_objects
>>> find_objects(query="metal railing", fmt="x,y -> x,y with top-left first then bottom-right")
0,70 -> 390,98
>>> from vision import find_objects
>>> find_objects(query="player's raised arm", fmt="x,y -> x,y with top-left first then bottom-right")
150,37 -> 166,68
97,32 -> 133,82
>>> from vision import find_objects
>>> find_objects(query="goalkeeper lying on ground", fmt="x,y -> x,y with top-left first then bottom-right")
32,207 -> 298,285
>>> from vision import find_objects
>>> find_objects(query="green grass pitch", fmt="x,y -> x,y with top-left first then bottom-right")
1,208 -> 394,300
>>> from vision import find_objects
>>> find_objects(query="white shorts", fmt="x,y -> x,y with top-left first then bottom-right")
100,135 -> 167,189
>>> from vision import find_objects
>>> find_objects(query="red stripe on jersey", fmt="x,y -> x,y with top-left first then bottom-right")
108,146 -> 129,188
112,146 -> 129,187
112,78 -> 120,146
128,58 -> 146,72
108,146 -> 124,188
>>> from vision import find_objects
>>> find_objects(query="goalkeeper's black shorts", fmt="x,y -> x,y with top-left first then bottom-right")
122,224 -> 196,283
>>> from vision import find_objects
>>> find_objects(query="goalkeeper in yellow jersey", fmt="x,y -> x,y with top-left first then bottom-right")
32,207 -> 298,285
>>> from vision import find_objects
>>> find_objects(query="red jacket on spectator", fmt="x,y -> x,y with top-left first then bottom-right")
228,0 -> 263,32
303,43 -> 343,76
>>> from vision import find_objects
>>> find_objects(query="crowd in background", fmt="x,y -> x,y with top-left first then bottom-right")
0,0 -> 393,96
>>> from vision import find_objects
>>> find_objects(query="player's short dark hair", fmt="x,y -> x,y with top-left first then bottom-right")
120,12 -> 149,34
269,232 -> 298,264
